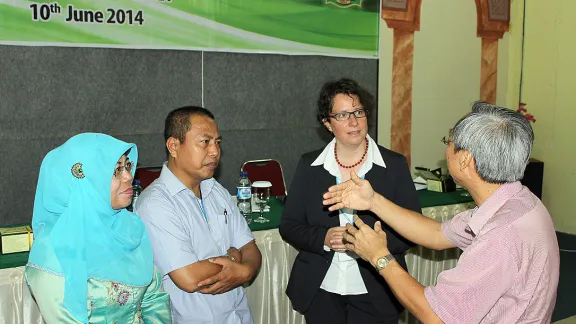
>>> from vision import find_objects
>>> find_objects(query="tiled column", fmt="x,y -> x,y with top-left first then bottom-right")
382,0 -> 422,167
474,0 -> 510,104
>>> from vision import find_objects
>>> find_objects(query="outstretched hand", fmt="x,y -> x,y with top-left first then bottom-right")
322,170 -> 375,212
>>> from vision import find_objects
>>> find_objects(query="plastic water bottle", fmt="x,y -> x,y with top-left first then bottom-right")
129,179 -> 143,212
237,172 -> 252,217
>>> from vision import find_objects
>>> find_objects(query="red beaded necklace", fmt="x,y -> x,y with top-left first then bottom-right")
334,137 -> 369,169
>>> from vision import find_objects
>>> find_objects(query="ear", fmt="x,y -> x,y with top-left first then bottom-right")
322,119 -> 333,133
459,150 -> 473,171
166,137 -> 180,158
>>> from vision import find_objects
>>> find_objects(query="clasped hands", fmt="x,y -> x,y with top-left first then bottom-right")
196,247 -> 252,295
323,171 -> 390,266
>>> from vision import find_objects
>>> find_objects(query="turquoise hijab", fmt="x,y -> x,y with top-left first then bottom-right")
28,133 -> 153,323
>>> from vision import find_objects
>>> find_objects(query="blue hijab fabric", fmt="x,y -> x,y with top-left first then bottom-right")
27,133 -> 153,323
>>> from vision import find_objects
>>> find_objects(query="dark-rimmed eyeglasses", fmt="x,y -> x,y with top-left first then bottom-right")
329,109 -> 366,122
114,161 -> 133,179
441,128 -> 455,145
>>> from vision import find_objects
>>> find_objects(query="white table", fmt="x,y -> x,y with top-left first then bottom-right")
1,202 -> 472,324
0,266 -> 42,324
245,229 -> 305,324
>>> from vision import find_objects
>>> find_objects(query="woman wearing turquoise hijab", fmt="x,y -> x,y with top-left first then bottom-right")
25,133 -> 171,323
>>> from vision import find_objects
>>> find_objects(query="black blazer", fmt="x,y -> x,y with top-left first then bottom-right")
279,145 -> 421,316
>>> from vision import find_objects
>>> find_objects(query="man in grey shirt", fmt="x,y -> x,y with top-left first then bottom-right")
135,106 -> 262,324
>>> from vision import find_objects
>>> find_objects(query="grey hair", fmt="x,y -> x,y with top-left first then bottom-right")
451,101 -> 534,184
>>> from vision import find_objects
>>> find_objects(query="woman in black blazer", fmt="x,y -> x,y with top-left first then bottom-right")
279,78 -> 421,324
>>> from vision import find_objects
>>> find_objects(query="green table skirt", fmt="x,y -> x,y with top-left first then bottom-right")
249,190 -> 474,229
418,189 -> 473,208
0,251 -> 29,270
246,197 -> 283,232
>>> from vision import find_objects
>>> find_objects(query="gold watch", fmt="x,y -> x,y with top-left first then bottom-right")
374,254 -> 395,273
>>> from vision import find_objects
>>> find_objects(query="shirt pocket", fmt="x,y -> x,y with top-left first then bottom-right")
211,213 -> 230,253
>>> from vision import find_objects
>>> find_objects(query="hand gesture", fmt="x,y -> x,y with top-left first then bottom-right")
324,226 -> 347,252
323,170 -> 375,212
343,215 -> 389,266
197,257 -> 252,295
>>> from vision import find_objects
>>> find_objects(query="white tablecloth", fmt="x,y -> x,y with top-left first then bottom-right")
246,229 -> 305,324
0,203 -> 472,324
0,266 -> 42,324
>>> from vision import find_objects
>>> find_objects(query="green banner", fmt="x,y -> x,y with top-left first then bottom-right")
0,0 -> 379,58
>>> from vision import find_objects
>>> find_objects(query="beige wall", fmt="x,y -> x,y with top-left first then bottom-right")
377,0 -> 522,173
377,0 -> 575,234
521,0 -> 576,234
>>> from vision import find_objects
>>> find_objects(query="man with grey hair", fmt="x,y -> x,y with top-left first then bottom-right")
322,101 -> 560,323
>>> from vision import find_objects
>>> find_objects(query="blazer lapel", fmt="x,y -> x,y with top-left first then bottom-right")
366,164 -> 389,194
358,165 -> 390,227
306,167 -> 337,225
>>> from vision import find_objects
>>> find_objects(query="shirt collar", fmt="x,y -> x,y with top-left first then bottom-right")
159,162 -> 215,198
467,181 -> 524,235
311,134 -> 385,178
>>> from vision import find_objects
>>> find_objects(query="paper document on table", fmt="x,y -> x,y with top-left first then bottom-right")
414,176 -> 427,190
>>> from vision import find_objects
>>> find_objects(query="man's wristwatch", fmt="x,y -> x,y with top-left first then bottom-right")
374,254 -> 395,273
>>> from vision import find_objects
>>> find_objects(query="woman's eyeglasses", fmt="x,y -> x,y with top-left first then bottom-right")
114,161 -> 133,179
329,109 -> 366,122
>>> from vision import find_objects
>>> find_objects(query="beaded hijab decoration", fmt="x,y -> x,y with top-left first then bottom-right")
71,162 -> 85,179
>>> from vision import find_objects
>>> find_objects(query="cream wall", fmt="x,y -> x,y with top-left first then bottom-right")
377,0 -> 575,233
521,0 -> 576,234
378,0 -> 523,173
